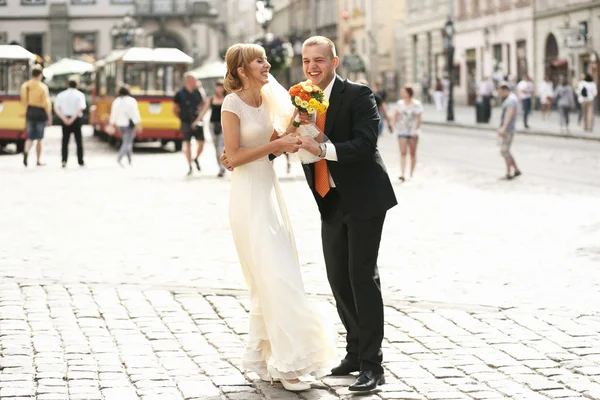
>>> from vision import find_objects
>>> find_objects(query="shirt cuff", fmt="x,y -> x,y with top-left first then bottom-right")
324,142 -> 338,161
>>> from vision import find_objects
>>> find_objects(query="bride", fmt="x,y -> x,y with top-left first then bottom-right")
219,43 -> 337,392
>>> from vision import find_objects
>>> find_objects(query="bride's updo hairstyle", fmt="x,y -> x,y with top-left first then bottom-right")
224,43 -> 266,93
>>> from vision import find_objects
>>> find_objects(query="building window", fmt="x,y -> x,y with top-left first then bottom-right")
72,0 -> 95,4
0,32 -> 7,44
110,0 -> 133,4
0,0 -> 6,6
24,34 -> 43,56
21,0 -> 46,5
72,32 -> 97,56
471,0 -> 480,15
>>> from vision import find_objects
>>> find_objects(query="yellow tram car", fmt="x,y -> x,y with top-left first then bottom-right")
91,47 -> 193,151
0,45 -> 37,153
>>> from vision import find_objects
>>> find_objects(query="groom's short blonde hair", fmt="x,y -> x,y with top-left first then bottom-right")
303,36 -> 337,59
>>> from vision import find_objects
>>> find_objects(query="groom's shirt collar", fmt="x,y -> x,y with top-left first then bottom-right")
323,76 -> 336,101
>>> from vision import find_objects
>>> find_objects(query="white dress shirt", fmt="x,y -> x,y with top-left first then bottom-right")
54,88 -> 86,118
109,95 -> 141,127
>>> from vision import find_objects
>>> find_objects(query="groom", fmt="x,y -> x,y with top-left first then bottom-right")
297,36 -> 397,392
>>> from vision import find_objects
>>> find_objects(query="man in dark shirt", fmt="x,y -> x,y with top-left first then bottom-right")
174,73 -> 205,175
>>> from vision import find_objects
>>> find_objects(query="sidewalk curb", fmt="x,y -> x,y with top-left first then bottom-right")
422,120 -> 600,141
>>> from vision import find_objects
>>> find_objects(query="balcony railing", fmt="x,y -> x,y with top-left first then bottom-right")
135,0 -> 210,16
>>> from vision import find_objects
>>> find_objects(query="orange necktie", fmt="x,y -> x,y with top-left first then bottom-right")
314,111 -> 330,197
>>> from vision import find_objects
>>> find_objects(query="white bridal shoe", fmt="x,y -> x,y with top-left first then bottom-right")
280,379 -> 311,392
258,375 -> 309,392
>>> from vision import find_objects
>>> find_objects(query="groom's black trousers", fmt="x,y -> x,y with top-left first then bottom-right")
320,189 -> 385,374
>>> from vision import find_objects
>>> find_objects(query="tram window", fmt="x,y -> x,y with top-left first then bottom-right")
106,63 -> 116,96
125,63 -> 148,95
148,65 -> 165,95
172,66 -> 186,94
0,61 -> 28,95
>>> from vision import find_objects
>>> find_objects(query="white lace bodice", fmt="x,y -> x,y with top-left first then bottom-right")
221,93 -> 274,148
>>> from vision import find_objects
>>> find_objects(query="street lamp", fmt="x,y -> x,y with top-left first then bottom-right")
444,17 -> 455,122
111,14 -> 144,49
256,0 -> 274,34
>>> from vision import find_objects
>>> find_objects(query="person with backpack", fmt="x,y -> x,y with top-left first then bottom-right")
577,73 -> 597,132
174,73 -> 206,176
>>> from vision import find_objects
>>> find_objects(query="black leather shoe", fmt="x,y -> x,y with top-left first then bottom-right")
348,370 -> 385,392
330,359 -> 360,376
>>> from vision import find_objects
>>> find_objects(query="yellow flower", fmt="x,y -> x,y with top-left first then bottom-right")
308,98 -> 319,107
301,84 -> 312,92
294,97 -> 301,106
322,99 -> 329,108
300,100 -> 309,108
306,106 -> 316,114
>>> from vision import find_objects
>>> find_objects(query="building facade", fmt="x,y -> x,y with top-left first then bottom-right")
534,0 -> 600,90
453,0 -> 534,106
404,0 -> 451,102
0,0 -> 220,65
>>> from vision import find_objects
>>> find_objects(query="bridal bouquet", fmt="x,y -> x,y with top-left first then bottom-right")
288,80 -> 330,164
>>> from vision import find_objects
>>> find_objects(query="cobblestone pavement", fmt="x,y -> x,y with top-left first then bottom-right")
1,125 -> 600,399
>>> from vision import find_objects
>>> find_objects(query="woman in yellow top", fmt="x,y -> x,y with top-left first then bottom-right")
20,65 -> 52,167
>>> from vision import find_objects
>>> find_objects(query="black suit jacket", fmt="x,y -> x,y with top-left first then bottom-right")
302,76 -> 397,219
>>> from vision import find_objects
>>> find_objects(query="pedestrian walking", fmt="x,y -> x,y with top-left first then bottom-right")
174,72 -> 205,175
577,73 -> 597,132
554,77 -> 576,134
393,84 -> 422,182
374,80 -> 392,136
198,80 -> 226,177
517,75 -> 534,129
497,82 -> 522,180
479,76 -> 494,122
54,77 -> 86,167
575,74 -> 585,125
20,64 -> 51,167
109,86 -> 142,167
538,76 -> 554,120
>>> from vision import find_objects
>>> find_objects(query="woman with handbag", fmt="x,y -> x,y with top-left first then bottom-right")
199,80 -> 227,177
109,86 -> 142,166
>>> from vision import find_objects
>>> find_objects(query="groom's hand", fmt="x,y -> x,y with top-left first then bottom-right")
298,136 -> 321,156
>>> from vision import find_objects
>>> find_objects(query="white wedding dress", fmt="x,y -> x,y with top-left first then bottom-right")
222,92 -> 337,380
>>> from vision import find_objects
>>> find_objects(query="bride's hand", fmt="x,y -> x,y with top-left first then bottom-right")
277,134 -> 301,154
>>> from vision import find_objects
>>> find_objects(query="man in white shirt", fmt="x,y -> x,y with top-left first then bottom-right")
516,75 -> 534,129
54,78 -> 87,167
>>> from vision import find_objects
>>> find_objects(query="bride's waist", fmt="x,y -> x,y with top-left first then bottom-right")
234,156 -> 271,170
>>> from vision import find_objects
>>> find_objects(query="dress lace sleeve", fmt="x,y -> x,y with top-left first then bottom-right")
221,93 -> 241,118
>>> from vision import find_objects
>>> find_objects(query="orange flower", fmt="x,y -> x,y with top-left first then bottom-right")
298,91 -> 311,101
289,85 -> 302,96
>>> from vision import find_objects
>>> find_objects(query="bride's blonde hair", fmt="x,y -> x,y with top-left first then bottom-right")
224,43 -> 266,93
